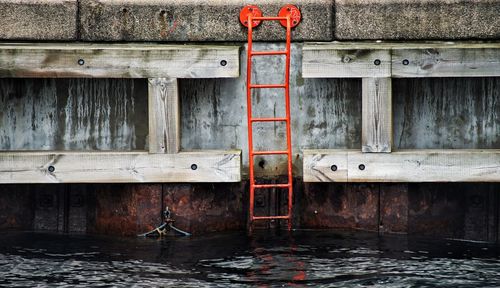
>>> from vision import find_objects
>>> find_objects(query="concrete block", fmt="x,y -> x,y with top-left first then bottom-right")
0,0 -> 77,40
80,0 -> 333,41
336,0 -> 500,40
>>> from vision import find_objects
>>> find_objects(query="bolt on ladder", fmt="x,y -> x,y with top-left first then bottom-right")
239,4 -> 301,230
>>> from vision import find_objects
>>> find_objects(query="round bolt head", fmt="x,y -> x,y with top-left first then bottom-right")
358,164 -> 366,171
48,166 -> 55,173
191,164 -> 198,170
342,56 -> 351,63
331,165 -> 338,172
239,5 -> 262,28
374,59 -> 381,66
402,59 -> 410,65
278,4 -> 301,28
77,59 -> 85,65
220,60 -> 227,66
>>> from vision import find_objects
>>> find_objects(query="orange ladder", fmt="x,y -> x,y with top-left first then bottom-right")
239,4 -> 301,230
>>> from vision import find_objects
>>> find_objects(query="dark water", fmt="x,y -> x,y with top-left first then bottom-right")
1,230 -> 500,287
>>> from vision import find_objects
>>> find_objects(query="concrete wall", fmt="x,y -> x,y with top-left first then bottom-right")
180,44 -> 499,175
180,43 -> 362,177
0,50 -> 498,240
393,78 -> 500,149
1,0 -> 499,41
2,46 -> 498,172
0,79 -> 148,150
0,0 -> 499,240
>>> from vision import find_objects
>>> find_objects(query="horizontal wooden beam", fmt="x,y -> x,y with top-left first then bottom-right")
304,149 -> 500,182
0,151 -> 241,183
302,48 -> 391,78
0,43 -> 240,78
304,42 -> 500,51
303,42 -> 500,78
392,48 -> 500,78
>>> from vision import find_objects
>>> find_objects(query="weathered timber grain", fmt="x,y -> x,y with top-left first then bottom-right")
304,149 -> 500,182
303,42 -> 500,78
148,78 -> 179,154
302,48 -> 391,78
0,151 -> 241,183
392,48 -> 500,78
362,77 -> 392,152
0,43 -> 239,78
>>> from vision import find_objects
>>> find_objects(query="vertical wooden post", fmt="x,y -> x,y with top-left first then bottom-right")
148,78 -> 180,154
362,77 -> 392,153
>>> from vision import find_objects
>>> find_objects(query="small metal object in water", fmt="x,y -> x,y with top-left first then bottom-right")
138,207 -> 191,237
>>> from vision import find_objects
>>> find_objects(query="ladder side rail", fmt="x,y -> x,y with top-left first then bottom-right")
240,4 -> 301,229
246,13 -> 256,223
284,15 -> 294,229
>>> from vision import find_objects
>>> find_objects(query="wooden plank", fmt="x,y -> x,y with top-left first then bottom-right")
303,42 -> 500,78
304,41 -> 500,51
392,48 -> 500,78
302,48 -> 391,78
0,151 -> 241,183
303,150 -> 348,182
0,43 -> 240,78
303,149 -> 500,182
362,77 -> 392,152
148,78 -> 179,154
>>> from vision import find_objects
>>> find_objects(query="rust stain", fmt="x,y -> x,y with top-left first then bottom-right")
163,183 -> 245,235
158,9 -> 178,38
92,184 -> 161,236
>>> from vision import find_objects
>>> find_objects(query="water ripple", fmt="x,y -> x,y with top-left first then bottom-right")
0,231 -> 499,287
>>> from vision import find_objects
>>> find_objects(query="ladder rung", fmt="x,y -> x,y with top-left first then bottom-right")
252,150 -> 288,155
251,117 -> 287,123
251,50 -> 287,56
253,183 -> 290,189
250,84 -> 286,89
252,16 -> 288,21
252,215 -> 290,220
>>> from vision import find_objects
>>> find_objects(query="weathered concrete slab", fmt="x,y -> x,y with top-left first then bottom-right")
0,0 -> 77,40
336,0 -> 500,40
393,78 -> 500,149
181,44 -> 362,177
0,78 -> 148,151
79,0 -> 333,41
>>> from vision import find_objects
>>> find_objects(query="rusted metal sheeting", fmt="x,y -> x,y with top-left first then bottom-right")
0,182 -> 499,243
